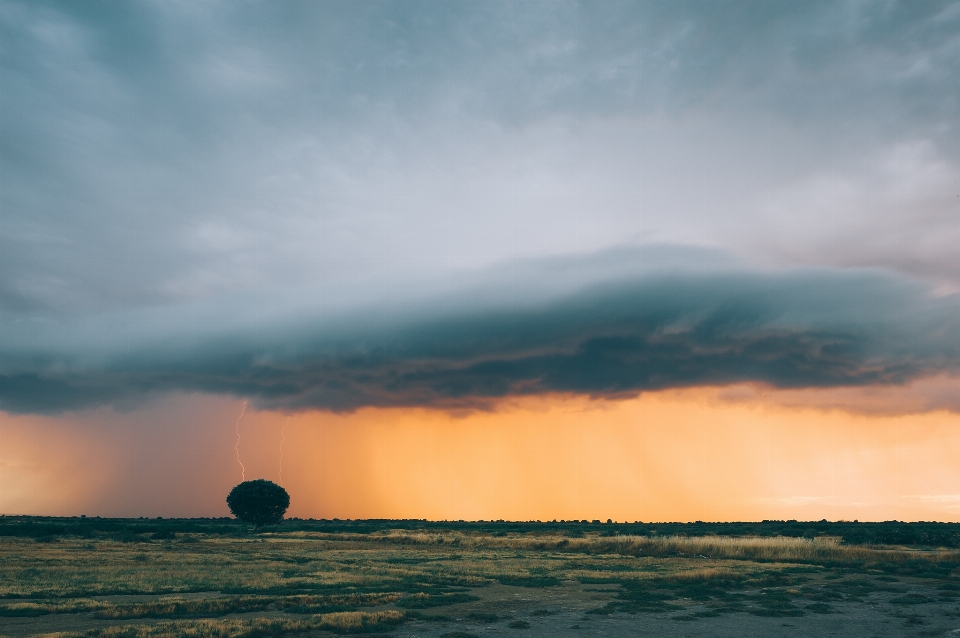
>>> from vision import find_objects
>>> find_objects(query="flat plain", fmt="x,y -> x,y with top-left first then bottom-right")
2,518 -> 959,637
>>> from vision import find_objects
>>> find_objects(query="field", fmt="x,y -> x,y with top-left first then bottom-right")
2,518 -> 960,637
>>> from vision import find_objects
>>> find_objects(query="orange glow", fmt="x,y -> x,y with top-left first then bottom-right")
2,387 -> 959,521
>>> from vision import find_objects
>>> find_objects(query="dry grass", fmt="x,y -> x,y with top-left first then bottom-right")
350,530 -> 960,566
48,617 -> 311,637
314,609 -> 405,632
0,539 -> 296,598
34,610 -> 406,637
3,531 -> 955,602
0,598 -> 110,616
93,593 -> 399,619
2,527 -> 957,636
568,533 -> 955,563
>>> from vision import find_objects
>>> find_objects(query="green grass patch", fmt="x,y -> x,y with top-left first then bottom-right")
498,576 -> 560,587
587,583 -> 681,614
806,602 -> 834,613
466,611 -> 500,622
395,592 -> 479,609
889,593 -> 933,605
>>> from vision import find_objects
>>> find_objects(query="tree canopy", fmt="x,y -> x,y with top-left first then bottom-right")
226,479 -> 290,529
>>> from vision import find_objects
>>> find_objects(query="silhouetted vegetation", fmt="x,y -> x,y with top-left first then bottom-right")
226,479 -> 290,530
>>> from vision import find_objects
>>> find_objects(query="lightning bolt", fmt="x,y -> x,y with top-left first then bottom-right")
278,417 -> 288,487
234,401 -> 247,482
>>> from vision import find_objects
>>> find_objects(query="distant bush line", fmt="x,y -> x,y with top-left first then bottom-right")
2,516 -> 959,548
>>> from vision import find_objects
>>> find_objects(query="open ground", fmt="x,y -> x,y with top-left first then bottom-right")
2,518 -> 960,637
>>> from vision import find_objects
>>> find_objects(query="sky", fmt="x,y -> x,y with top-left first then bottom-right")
2,0 -> 960,521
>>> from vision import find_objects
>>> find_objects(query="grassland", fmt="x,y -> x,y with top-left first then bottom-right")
1,517 -> 959,637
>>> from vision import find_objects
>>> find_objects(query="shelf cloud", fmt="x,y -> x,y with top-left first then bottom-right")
3,247 -> 957,415
2,2 -> 960,414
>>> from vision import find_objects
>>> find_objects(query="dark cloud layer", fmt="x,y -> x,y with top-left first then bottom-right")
2,249 -> 958,414
3,3 -> 960,415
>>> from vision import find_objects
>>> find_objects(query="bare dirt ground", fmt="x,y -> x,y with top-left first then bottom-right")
393,579 -> 960,638
3,578 -> 959,638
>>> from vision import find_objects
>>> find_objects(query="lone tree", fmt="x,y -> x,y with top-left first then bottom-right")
226,479 -> 290,530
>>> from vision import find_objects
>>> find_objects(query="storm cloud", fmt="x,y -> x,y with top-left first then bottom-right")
2,2 -> 960,415
2,248 -> 958,414
3,0 -> 960,322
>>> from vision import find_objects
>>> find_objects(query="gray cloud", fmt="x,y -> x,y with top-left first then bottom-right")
2,247 -> 958,414
3,0 -> 960,322
3,3 -> 960,415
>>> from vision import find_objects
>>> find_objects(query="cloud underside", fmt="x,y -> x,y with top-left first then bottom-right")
2,255 -> 958,414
